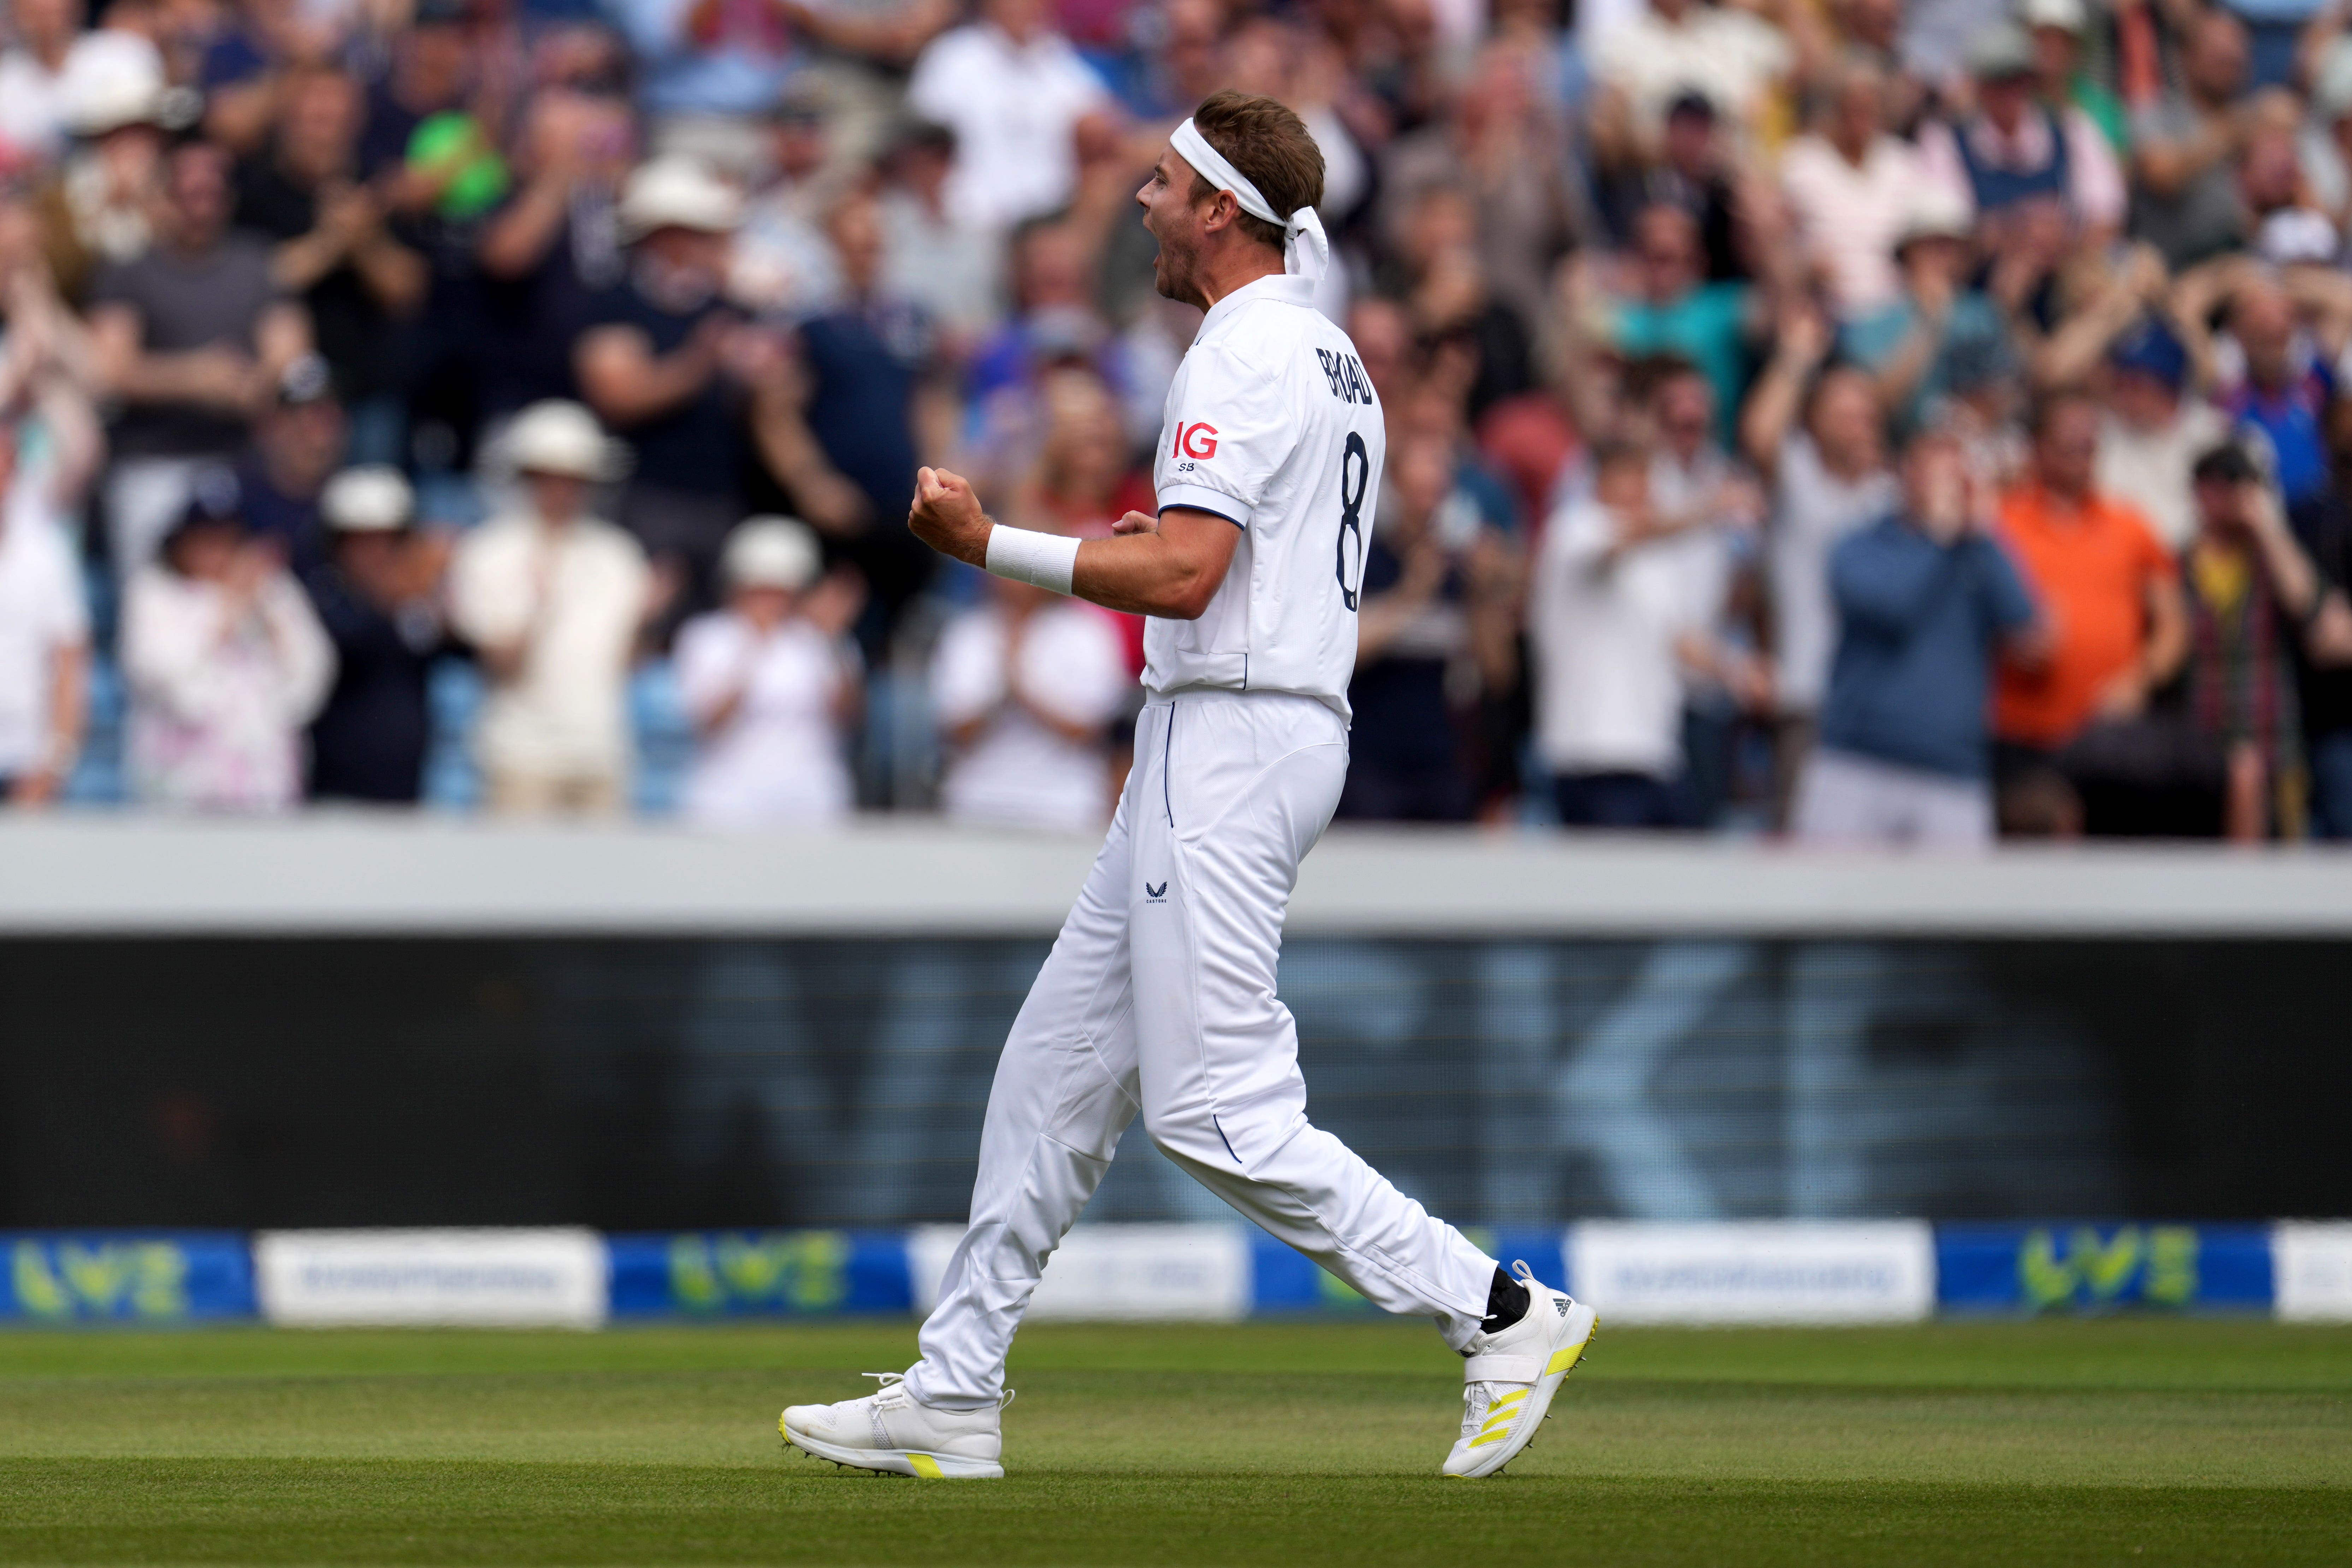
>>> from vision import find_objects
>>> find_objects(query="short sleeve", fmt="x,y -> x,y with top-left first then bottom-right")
1050,49 -> 1110,117
2062,107 -> 2127,233
84,258 -> 144,315
1152,345 -> 1291,528
1542,500 -> 1616,575
905,33 -> 964,125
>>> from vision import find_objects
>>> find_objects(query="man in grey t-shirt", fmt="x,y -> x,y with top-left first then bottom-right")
2129,11 -> 2252,270
88,140 -> 311,575
1740,309 -> 1899,819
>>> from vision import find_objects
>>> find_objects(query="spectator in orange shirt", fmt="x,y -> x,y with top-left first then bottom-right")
1993,391 -> 2189,833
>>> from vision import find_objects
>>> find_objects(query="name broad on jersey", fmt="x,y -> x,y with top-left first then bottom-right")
1314,348 -> 1376,406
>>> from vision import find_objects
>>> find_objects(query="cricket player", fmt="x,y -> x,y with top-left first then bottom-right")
780,91 -> 1596,1480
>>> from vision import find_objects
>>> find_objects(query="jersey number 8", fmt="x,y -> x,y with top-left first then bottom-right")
1335,431 -> 1369,611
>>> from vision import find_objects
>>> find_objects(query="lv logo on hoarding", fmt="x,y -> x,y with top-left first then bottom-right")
9,1241 -> 191,1320
2019,1226 -> 2198,1309
669,1231 -> 851,1313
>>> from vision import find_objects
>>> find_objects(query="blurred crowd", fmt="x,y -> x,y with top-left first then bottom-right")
8,0 -> 2352,842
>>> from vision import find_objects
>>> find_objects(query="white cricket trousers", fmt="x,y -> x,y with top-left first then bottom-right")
904,689 -> 1499,1410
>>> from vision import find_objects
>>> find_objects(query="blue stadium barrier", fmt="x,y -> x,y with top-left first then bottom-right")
0,1224 -> 2317,1326
607,1230 -> 914,1318
0,1231 -> 256,1323
1936,1223 -> 2275,1313
627,661 -> 694,816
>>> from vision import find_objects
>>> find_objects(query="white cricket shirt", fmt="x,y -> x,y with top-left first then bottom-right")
1531,496 -> 1725,778
1148,273 -> 1385,721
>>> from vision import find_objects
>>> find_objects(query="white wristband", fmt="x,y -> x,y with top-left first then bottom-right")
983,523 -> 1081,595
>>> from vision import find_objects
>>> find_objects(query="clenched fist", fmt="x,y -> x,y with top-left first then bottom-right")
909,466 -> 991,567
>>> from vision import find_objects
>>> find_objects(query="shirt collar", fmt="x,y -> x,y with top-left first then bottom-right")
980,22 -> 1051,60
1197,272 -> 1317,341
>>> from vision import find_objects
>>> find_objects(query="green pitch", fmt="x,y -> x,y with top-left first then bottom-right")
1,1318 -> 2347,1566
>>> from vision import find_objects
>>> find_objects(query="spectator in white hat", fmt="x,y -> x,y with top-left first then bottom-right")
448,398 -> 661,815
38,36 -> 189,294
306,465 -> 454,804
675,516 -> 864,826
577,156 -> 791,611
121,467 -> 336,811
1915,19 -> 2124,246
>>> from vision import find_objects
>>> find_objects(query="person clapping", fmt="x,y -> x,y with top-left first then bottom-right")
121,469 -> 335,811
674,517 -> 864,826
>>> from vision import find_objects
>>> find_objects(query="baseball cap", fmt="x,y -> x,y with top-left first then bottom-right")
1665,89 -> 1717,124
2192,443 -> 2261,485
2108,317 -> 2188,391
890,118 -> 957,158
170,466 -> 246,536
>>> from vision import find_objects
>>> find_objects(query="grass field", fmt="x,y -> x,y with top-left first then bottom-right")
1,1318 -> 2347,1566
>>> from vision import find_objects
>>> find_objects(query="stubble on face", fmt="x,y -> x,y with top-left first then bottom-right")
1153,224 -> 1200,304
1141,151 -> 1204,307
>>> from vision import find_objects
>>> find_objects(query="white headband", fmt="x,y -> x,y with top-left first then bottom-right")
1169,117 -> 1330,283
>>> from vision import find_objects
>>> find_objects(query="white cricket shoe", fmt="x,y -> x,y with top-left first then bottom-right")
780,1372 -> 1010,1479
1441,1260 -> 1598,1478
